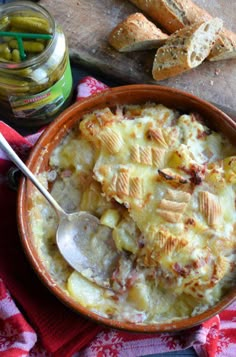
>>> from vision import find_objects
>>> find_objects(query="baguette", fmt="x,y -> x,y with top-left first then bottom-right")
152,18 -> 223,81
208,29 -> 236,61
108,13 -> 168,52
129,0 -> 236,61
129,0 -> 211,34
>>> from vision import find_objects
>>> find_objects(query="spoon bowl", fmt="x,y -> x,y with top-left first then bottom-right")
56,211 -> 119,288
0,132 -> 118,288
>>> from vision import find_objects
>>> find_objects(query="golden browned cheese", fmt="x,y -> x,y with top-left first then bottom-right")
79,104 -> 236,301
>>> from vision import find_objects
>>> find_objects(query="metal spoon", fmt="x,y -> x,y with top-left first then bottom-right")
0,133 -> 119,288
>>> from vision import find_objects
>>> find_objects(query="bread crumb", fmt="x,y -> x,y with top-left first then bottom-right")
214,68 -> 221,76
210,80 -> 214,85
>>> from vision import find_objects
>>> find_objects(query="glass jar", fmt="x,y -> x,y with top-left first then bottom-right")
0,1 -> 73,127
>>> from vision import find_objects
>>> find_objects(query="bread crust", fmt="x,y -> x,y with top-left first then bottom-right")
208,28 -> 236,61
152,18 -> 223,81
108,12 -> 168,52
129,0 -> 211,33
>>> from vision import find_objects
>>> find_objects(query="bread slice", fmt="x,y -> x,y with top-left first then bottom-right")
129,0 -> 211,34
108,13 -> 168,52
129,0 -> 236,61
208,28 -> 236,61
152,18 -> 223,81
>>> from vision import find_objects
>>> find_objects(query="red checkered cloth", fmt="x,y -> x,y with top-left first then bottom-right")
0,76 -> 236,357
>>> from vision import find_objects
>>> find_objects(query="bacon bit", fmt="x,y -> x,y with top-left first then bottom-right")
111,256 -> 136,293
185,218 -> 195,226
173,262 -> 191,277
182,164 -> 206,186
197,128 -> 211,139
138,241 -> 145,249
111,267 -> 120,282
190,171 -> 202,185
175,256 -> 209,281
126,272 -> 138,289
192,257 -> 208,270
228,157 -> 236,166
146,271 -> 157,280
61,169 -> 72,178
190,112 -> 205,124
230,262 -> 235,272
174,258 -> 208,278
197,293 -> 204,298
138,233 -> 145,249
111,268 -> 137,293
197,128 -> 206,139
124,313 -> 144,324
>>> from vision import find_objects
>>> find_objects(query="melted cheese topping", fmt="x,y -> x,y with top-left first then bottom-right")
30,103 -> 236,324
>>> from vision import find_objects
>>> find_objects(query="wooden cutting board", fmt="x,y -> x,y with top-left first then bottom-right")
40,0 -> 236,109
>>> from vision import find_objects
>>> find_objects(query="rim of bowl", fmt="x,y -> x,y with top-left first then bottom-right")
17,84 -> 236,333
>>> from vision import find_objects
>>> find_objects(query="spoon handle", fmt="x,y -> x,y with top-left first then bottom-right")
0,132 -> 65,216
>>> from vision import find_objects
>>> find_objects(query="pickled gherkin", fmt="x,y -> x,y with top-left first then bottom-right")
0,43 -> 12,60
9,16 -> 51,34
0,2 -> 73,127
0,16 -> 9,30
12,49 -> 21,62
9,39 -> 45,53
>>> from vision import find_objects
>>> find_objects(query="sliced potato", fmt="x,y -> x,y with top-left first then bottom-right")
100,209 -> 120,228
112,218 -> 138,254
127,281 -> 150,310
67,271 -> 105,307
67,271 -> 116,315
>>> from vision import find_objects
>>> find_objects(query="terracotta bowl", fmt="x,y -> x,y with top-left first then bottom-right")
17,84 -> 236,333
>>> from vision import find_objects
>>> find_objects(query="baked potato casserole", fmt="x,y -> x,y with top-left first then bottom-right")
30,103 -> 236,324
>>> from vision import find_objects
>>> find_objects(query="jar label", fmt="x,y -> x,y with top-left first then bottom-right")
9,60 -> 73,120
